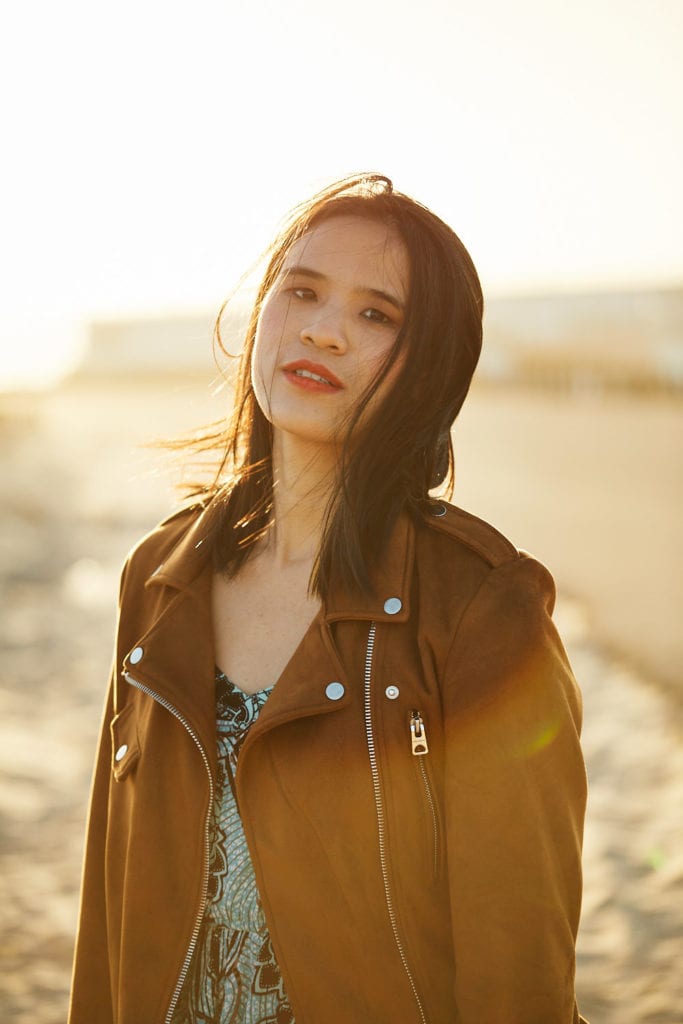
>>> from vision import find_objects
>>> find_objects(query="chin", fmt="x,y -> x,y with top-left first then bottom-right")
268,414 -> 339,450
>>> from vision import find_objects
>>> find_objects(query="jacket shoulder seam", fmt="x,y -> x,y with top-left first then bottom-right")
421,500 -> 520,568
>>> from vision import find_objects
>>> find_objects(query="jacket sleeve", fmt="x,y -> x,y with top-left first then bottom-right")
68,672 -> 116,1024
68,557 -> 130,1024
442,552 -> 587,1023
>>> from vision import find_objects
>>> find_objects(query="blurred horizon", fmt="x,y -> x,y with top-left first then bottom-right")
2,276 -> 682,393
1,0 -> 682,389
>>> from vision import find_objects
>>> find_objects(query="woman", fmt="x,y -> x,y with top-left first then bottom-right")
69,173 -> 588,1024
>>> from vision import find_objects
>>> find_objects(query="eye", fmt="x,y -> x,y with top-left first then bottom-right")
361,307 -> 392,325
289,286 -> 316,301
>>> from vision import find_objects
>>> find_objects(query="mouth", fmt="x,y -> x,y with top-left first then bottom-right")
281,360 -> 344,391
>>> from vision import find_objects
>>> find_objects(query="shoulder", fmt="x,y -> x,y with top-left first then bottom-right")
120,499 -> 208,587
413,499 -> 557,616
418,499 -> 520,569
131,500 -> 206,561
417,506 -> 573,712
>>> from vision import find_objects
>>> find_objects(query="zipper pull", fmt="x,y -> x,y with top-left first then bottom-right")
410,710 -> 429,756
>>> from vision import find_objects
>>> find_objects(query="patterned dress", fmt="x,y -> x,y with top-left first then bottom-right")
172,670 -> 295,1024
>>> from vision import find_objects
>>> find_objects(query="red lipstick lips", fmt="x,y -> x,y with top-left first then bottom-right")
281,360 -> 344,392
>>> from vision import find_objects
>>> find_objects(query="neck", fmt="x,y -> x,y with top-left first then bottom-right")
265,433 -> 338,567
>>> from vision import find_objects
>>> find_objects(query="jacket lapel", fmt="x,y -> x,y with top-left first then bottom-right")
120,500 -> 417,770
121,559 -> 217,772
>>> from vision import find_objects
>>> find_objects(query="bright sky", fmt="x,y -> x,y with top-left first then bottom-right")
1,0 -> 681,388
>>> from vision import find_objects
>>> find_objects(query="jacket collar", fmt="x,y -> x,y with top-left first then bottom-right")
146,500 -> 217,589
323,511 -> 414,624
147,497 -> 416,625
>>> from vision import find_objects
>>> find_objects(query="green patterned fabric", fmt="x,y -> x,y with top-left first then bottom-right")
172,670 -> 294,1024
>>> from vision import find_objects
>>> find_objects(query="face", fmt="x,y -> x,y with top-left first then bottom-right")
251,214 -> 409,448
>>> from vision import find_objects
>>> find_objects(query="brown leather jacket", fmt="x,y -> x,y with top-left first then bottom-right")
69,499 -> 588,1024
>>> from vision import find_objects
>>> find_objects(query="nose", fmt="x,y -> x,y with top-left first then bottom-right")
300,306 -> 348,353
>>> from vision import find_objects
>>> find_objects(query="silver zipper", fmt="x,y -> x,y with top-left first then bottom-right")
124,673 -> 214,1024
363,625 -> 428,1024
410,711 -> 439,877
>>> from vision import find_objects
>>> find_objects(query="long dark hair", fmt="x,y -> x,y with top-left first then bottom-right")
182,173 -> 483,599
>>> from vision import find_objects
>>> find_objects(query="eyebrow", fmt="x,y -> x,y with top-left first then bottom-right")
281,264 -> 405,313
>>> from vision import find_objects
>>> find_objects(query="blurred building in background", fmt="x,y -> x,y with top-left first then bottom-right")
74,286 -> 683,394
481,287 -> 683,394
75,300 -> 252,385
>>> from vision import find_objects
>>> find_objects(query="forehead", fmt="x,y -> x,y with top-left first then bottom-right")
283,214 -> 409,296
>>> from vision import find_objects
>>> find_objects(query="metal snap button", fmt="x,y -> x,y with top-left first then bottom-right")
385,685 -> 400,700
129,646 -> 144,665
383,597 -> 402,615
325,681 -> 345,701
430,503 -> 447,517
115,744 -> 128,762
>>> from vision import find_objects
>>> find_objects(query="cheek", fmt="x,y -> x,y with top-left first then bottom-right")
358,346 -> 406,416
252,307 -> 283,390
360,340 -> 404,390
250,345 -> 276,423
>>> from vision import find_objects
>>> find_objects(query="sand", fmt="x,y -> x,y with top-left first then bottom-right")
1,382 -> 681,1023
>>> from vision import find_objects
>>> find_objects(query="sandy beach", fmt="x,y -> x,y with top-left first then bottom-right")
1,382 -> 681,1022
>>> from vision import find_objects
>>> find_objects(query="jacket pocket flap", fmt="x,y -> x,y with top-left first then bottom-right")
110,703 -> 141,781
